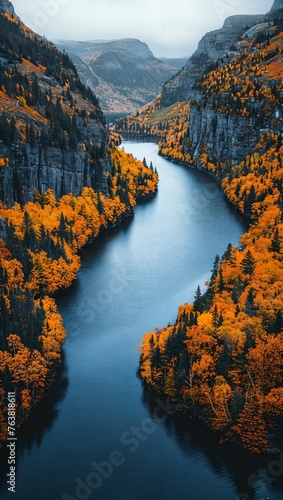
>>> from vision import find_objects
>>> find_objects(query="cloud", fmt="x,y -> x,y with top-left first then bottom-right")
11,0 -> 274,57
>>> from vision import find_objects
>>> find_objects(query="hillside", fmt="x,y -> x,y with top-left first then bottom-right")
117,2 -> 283,453
0,1 -> 159,446
54,38 -> 182,121
0,0 -> 111,207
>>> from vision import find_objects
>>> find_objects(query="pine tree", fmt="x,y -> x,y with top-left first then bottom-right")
217,339 -> 231,378
193,285 -> 203,312
241,250 -> 256,276
270,227 -> 281,253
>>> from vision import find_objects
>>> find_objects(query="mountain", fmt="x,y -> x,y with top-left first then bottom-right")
0,1 -> 111,207
160,14 -> 265,106
270,0 -> 283,11
160,1 -> 283,172
118,1 -> 283,453
0,0 -> 17,16
54,38 -> 183,121
160,1 -> 283,107
0,0 -> 159,447
117,0 -> 283,171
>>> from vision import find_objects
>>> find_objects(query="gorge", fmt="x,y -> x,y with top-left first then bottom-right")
0,0 -> 283,497
2,140 -> 277,500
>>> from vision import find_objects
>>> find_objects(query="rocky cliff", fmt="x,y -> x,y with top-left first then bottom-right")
161,13 -> 265,107
137,1 -> 283,454
0,0 -> 17,17
270,0 -> 283,12
0,2 -> 111,207
118,0 -> 283,197
156,0 -> 283,177
185,15 -> 282,174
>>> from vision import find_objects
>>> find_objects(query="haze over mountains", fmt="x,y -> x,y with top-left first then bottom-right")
54,38 -> 187,121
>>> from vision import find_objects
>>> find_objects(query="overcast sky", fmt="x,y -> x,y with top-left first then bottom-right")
12,0 -> 274,57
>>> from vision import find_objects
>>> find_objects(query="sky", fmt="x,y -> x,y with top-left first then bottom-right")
11,0 -> 274,58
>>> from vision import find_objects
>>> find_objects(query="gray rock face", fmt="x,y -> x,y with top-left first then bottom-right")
160,2 -> 283,175
161,14 -> 265,107
270,0 -> 283,11
183,98 -> 283,180
223,15 -> 265,29
0,0 -> 16,16
0,2 -> 111,207
0,137 -> 110,207
185,105 -> 259,167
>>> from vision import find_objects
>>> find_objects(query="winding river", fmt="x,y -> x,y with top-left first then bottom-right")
1,142 -> 283,500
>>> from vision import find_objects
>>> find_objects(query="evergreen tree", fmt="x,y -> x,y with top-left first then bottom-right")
270,227 -> 281,253
193,285 -> 203,312
231,390 -> 244,423
241,250 -> 256,276
217,339 -> 231,378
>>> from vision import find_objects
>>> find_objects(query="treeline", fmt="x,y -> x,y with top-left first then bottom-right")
140,147 -> 283,451
137,30 -> 283,453
118,26 -> 283,167
0,147 -> 158,445
115,100 -> 192,164
140,136 -> 283,454
139,81 -> 283,453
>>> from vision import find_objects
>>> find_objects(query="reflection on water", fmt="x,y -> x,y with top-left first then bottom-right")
0,142 -> 282,500
0,360 -> 68,497
141,383 -> 283,500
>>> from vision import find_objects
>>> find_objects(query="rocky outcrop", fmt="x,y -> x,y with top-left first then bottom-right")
0,0 -> 17,17
160,2 -> 283,172
222,15 -> 264,29
0,2 -> 111,207
161,14 -> 265,107
270,0 -> 283,12
186,105 -> 260,168
0,130 -> 109,206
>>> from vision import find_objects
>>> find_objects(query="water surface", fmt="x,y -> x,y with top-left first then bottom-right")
1,142 -> 282,500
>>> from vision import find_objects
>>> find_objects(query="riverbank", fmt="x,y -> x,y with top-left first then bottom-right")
0,140 -> 254,500
0,146 -> 158,447
140,136 -> 283,454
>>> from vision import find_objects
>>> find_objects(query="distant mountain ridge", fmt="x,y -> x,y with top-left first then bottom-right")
161,14 -> 266,106
55,38 -> 184,121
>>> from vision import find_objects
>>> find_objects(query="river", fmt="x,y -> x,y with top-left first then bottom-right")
1,141 -> 283,500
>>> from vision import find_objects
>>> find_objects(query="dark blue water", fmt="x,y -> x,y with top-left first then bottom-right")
1,142 -> 283,500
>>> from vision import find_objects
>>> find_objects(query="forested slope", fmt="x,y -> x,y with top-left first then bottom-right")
0,1 -> 158,445
121,5 -> 283,453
